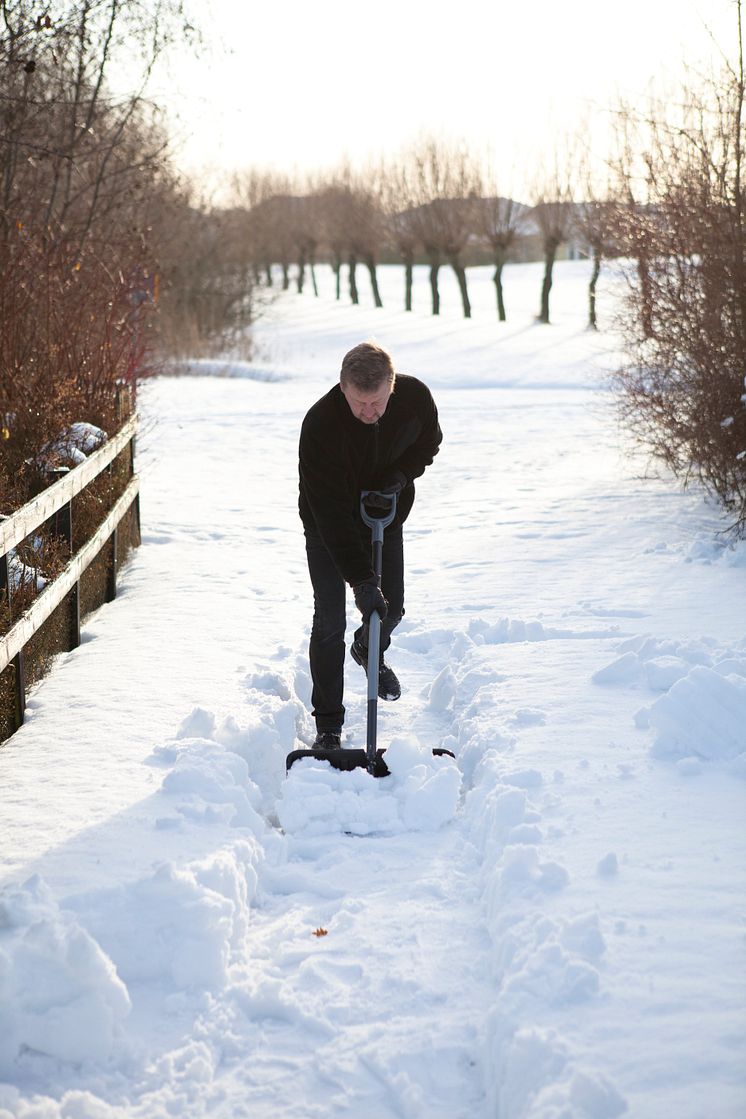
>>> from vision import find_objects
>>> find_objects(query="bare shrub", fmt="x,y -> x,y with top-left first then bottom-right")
0,0 -> 200,507
152,186 -> 256,360
0,225 -> 141,501
610,5 -> 746,536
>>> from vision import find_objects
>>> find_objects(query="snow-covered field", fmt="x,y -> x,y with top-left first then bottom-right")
1,260 -> 745,1118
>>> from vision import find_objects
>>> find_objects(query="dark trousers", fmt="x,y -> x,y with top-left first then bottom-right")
305,523 -> 404,732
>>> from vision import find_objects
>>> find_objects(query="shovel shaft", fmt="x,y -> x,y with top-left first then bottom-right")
367,602 -> 381,754
359,493 -> 397,769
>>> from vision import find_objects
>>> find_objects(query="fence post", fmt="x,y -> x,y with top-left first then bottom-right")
1,532 -> 25,727
0,550 -> 9,611
107,527 -> 118,602
12,651 -> 26,728
49,477 -> 80,651
129,434 -> 142,544
70,580 -> 81,649
55,499 -> 73,552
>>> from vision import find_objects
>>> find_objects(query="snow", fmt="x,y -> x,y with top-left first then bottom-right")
39,422 -> 108,468
1,260 -> 745,1118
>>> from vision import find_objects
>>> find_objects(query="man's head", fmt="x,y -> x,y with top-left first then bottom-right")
339,341 -> 395,424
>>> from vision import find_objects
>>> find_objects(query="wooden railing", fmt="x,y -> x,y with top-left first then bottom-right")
0,414 -> 140,733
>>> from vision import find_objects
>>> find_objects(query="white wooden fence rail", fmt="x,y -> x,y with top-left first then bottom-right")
0,416 -> 140,731
0,415 -> 138,555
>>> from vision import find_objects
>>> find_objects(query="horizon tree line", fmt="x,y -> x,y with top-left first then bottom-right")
227,135 -> 631,332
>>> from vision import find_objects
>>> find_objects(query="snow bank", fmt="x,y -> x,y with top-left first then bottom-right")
170,669 -> 317,817
592,634 -> 746,769
430,624 -> 631,1118
277,735 -> 461,837
155,734 -> 266,830
683,533 -> 746,568
648,666 -> 746,763
0,876 -> 130,1074
71,841 -> 262,991
0,726 -> 270,1085
468,765 -> 628,1118
592,634 -> 716,688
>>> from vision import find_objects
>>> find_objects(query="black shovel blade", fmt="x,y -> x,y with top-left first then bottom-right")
285,747 -> 389,777
285,746 -> 456,779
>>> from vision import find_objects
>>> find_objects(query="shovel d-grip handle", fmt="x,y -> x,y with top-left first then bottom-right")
360,490 -> 398,534
359,491 -> 398,769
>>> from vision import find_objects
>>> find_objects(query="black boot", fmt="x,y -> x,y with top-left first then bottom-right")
314,730 -> 342,749
350,640 -> 401,701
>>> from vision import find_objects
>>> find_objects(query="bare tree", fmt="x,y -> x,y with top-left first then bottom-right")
607,111 -> 658,338
408,138 -> 479,318
0,0 -> 263,509
246,186 -> 295,290
231,168 -> 280,286
315,181 -> 347,300
293,182 -> 324,296
316,177 -> 359,303
151,181 -> 257,359
314,166 -> 387,308
1,0 -> 194,250
474,164 -> 528,321
347,166 -> 387,307
530,151 -> 576,324
572,189 -> 620,330
381,156 -> 419,311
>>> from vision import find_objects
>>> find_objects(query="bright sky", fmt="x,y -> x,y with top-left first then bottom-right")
150,0 -> 739,193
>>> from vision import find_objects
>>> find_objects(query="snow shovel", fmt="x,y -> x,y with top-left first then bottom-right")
286,490 -> 455,778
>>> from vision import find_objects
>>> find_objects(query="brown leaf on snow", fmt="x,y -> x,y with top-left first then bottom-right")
313,927 -> 328,937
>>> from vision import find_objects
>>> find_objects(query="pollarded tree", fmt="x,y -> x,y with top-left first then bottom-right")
381,156 -> 419,311
530,151 -> 576,324
316,167 -> 387,308
607,112 -> 658,339
407,137 -> 479,318
247,185 -> 296,290
572,191 -> 620,330
570,129 -> 624,330
348,166 -> 387,308
284,188 -> 323,296
232,169 -> 281,286
474,165 -> 529,321
316,177 -> 357,302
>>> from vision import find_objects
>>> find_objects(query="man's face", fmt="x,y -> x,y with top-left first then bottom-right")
340,380 -> 393,424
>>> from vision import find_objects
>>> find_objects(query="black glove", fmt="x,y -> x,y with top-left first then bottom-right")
353,579 -> 388,622
364,471 -> 407,509
380,470 -> 406,494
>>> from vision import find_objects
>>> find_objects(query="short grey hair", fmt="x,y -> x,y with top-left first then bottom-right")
340,341 -> 396,392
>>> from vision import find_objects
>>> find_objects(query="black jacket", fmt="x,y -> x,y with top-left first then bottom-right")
299,374 -> 442,585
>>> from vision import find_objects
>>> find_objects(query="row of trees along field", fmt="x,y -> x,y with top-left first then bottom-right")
230,143 -> 611,330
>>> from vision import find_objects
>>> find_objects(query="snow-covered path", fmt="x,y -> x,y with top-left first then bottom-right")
1,263 -> 745,1118
228,829 -> 490,1117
